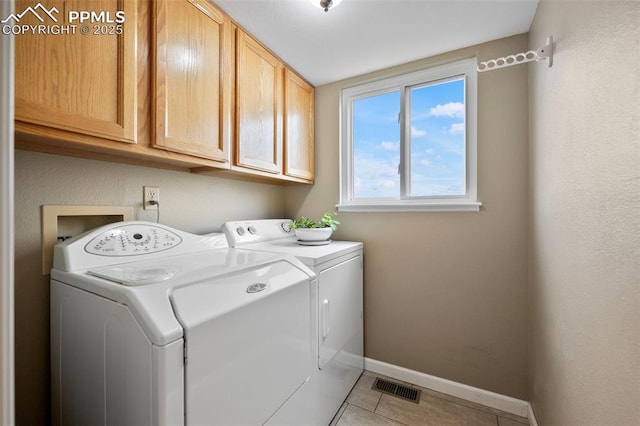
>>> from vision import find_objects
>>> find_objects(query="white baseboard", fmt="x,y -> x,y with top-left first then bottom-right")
364,357 -> 533,420
527,403 -> 539,426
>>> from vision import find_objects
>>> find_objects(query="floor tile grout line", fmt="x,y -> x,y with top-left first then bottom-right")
369,400 -> 412,426
376,383 -> 523,426
342,401 -> 411,426
333,402 -> 347,424
351,372 -> 529,426
497,415 -> 530,426
373,390 -> 383,413
408,384 -> 528,423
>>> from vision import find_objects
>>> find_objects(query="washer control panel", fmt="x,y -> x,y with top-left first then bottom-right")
84,224 -> 182,256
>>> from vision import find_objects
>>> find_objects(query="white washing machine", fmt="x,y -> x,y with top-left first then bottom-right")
50,221 -> 318,426
222,219 -> 364,425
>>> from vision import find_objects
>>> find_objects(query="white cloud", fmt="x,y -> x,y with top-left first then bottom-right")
376,141 -> 399,151
411,126 -> 426,137
429,102 -> 464,118
449,122 -> 465,134
353,155 -> 399,198
419,159 -> 431,166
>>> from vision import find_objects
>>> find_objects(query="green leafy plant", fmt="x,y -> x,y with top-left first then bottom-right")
290,217 -> 316,229
290,212 -> 340,231
318,212 -> 340,231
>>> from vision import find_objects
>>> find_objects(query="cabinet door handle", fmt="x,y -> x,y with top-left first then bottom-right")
321,299 -> 330,340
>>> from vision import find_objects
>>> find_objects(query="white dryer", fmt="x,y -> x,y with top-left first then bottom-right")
222,219 -> 364,425
50,221 -> 316,426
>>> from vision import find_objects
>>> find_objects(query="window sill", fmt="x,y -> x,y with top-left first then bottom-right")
336,201 -> 482,213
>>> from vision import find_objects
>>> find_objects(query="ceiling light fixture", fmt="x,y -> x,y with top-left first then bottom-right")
310,0 -> 344,13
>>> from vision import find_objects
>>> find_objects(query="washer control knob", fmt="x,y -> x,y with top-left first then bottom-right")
281,222 -> 291,233
247,226 -> 257,234
236,227 -> 245,236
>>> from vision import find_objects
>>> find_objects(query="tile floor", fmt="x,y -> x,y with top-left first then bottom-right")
330,371 -> 530,426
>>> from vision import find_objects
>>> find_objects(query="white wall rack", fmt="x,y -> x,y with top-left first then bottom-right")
477,36 -> 553,72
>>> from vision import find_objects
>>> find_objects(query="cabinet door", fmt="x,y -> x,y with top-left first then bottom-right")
235,30 -> 283,174
284,69 -> 314,181
15,0 -> 137,144
154,0 -> 231,162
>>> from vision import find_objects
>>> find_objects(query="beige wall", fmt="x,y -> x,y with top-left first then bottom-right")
528,1 -> 640,425
14,150 -> 285,424
286,34 -> 530,399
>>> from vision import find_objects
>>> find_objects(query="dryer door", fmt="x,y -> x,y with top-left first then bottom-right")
318,255 -> 364,369
171,261 -> 313,425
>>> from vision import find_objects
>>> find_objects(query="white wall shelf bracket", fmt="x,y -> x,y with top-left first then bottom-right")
477,36 -> 553,73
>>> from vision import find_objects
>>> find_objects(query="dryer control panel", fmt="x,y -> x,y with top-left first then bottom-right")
85,224 -> 182,256
222,219 -> 294,247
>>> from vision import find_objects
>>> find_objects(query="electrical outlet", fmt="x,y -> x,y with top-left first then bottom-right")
143,186 -> 159,210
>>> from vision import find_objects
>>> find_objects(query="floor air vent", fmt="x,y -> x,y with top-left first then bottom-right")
371,377 -> 421,403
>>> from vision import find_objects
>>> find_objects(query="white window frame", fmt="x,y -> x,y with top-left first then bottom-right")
338,58 -> 481,212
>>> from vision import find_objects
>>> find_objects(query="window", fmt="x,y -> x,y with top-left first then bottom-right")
339,58 -> 481,212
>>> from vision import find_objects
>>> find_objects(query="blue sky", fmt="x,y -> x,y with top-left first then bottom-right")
353,78 -> 465,199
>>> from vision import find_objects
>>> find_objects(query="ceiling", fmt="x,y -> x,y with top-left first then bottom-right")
213,0 -> 539,86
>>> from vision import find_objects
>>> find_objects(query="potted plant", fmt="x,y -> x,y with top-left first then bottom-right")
290,212 -> 340,242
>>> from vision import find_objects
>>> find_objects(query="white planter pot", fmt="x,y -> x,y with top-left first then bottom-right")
294,228 -> 333,242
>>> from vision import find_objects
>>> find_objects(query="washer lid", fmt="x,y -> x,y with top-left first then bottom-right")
171,260 -> 313,425
87,265 -> 178,286
171,260 -> 310,327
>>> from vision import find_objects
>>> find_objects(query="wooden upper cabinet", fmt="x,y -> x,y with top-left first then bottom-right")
284,69 -> 314,182
153,0 -> 231,163
235,30 -> 283,174
15,0 -> 137,144
14,0 -> 313,182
